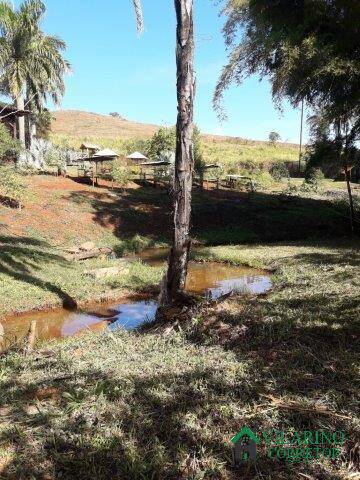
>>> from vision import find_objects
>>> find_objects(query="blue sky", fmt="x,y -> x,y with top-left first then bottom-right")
22,0 -> 306,143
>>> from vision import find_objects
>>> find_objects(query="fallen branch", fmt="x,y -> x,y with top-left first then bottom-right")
263,394 -> 351,420
66,247 -> 113,262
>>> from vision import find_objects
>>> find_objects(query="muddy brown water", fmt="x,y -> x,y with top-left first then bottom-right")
2,249 -> 271,345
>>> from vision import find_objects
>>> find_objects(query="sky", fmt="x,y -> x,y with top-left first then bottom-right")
16,0 -> 307,143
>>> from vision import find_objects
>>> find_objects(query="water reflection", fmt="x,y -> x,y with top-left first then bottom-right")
108,301 -> 158,331
2,252 -> 271,344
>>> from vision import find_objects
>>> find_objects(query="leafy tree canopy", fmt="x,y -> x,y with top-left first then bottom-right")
215,0 -> 360,136
268,131 -> 281,145
0,0 -> 70,108
147,127 -> 176,159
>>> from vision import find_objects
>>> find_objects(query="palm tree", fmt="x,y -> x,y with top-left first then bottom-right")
132,0 -> 195,311
0,0 -> 70,146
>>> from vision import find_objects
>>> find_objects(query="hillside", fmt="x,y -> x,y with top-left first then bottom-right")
51,110 -> 299,146
51,110 -> 160,139
51,110 -> 300,168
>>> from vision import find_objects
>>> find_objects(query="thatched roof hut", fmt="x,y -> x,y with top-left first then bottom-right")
94,148 -> 118,159
126,151 -> 149,163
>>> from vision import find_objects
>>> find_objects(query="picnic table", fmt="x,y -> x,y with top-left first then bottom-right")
226,175 -> 257,192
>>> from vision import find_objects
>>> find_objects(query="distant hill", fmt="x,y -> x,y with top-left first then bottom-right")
51,110 -> 160,139
51,109 -> 298,147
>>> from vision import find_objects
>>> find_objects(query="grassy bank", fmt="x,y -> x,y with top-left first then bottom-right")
0,174 -> 357,316
0,239 -> 359,479
0,239 -> 163,317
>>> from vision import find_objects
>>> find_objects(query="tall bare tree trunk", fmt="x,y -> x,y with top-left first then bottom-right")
28,115 -> 37,150
16,95 -> 26,147
158,0 -> 195,309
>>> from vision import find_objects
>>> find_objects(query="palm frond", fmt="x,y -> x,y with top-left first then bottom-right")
132,0 -> 144,35
0,0 -> 70,105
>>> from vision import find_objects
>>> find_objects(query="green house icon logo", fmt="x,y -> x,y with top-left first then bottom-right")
231,426 -> 260,464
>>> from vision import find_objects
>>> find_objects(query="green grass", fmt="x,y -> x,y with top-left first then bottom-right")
0,235 -> 163,316
0,239 -> 358,479
202,138 -> 298,171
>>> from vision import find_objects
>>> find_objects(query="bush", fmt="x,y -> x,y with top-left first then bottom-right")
253,171 -> 274,189
0,166 -> 28,208
332,193 -> 360,222
43,145 -> 68,171
147,127 -> 175,159
270,163 -> 290,181
301,167 -> 325,192
0,123 -> 21,160
111,162 -> 131,189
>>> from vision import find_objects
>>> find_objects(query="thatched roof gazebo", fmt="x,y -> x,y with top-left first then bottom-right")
75,148 -> 118,186
138,160 -> 171,186
94,148 -> 118,159
126,151 -> 149,164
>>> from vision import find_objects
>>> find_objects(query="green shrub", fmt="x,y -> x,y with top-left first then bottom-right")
301,167 -> 325,192
111,162 -> 131,189
0,123 -> 21,160
0,166 -> 28,208
270,162 -> 290,181
147,127 -> 175,159
44,145 -> 67,170
332,193 -> 360,222
253,171 -> 274,189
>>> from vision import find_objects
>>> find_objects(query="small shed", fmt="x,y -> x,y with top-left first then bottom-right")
126,151 -> 149,165
80,143 -> 101,158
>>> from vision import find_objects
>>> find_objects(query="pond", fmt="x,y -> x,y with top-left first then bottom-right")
2,249 -> 272,346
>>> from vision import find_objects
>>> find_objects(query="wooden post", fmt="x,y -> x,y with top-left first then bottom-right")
199,169 -> 204,189
12,119 -> 17,140
24,320 -> 37,355
344,165 -> 355,234
0,322 -> 4,353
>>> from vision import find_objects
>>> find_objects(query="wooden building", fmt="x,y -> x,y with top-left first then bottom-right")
0,102 -> 30,140
80,143 -> 101,158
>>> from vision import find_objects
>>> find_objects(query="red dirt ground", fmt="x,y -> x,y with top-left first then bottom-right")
0,175 -> 118,245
